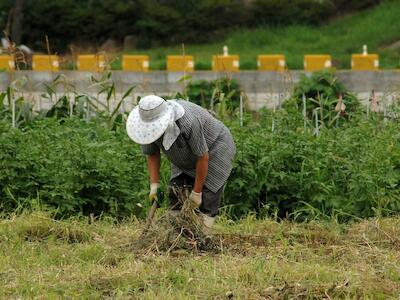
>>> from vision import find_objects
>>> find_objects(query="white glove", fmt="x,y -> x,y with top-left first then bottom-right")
149,182 -> 160,201
189,191 -> 202,208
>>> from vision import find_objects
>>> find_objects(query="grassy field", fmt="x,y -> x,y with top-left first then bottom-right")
1,211 -> 400,299
107,0 -> 400,71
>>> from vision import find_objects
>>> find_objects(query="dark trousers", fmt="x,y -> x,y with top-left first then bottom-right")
168,173 -> 224,217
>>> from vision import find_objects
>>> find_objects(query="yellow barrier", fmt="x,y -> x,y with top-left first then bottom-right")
122,55 -> 149,72
212,55 -> 239,72
351,54 -> 379,71
32,55 -> 59,71
304,55 -> 332,71
0,55 -> 15,71
257,55 -> 286,71
167,55 -> 194,72
77,54 -> 106,72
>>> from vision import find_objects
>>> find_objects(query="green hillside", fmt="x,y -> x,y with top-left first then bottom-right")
119,0 -> 400,70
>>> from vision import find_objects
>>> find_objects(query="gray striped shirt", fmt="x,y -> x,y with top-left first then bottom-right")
142,100 -> 236,193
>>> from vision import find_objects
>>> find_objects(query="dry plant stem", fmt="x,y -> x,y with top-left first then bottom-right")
70,46 -> 76,71
182,43 -> 186,95
131,186 -> 220,254
45,35 -> 55,76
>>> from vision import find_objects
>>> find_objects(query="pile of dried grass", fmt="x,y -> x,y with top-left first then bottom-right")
131,187 -> 220,254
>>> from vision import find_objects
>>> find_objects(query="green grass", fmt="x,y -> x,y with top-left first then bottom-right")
1,211 -> 400,298
107,0 -> 400,70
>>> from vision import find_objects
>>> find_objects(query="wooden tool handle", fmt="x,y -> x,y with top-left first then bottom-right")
144,200 -> 159,231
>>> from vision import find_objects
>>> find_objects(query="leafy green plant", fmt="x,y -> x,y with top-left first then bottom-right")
224,109 -> 400,221
0,118 -> 150,218
88,71 -> 135,129
285,70 -> 361,130
0,77 -> 35,128
0,72 -> 135,130
179,77 -> 242,117
2,70 -> 400,222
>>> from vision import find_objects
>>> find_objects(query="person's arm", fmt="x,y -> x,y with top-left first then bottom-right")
147,152 -> 161,200
193,153 -> 209,193
184,116 -> 210,207
147,152 -> 161,184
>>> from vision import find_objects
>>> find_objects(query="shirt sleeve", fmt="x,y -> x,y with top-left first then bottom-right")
186,117 -> 209,157
141,143 -> 160,155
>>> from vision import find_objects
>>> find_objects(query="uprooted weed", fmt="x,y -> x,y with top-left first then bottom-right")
130,187 -> 221,254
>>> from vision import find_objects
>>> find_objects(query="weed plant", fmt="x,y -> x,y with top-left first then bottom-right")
1,71 -> 400,221
1,107 -> 399,221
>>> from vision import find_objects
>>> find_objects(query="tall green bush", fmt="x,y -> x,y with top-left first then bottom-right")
285,70 -> 361,127
182,78 -> 241,113
1,71 -> 399,221
224,111 -> 400,220
1,109 -> 400,221
0,118 -> 150,217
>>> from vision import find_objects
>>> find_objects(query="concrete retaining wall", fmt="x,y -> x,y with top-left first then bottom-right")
1,70 -> 399,111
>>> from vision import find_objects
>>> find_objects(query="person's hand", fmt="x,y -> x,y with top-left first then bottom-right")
189,191 -> 202,208
149,183 -> 160,202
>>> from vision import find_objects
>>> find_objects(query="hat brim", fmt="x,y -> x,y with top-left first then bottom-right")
167,100 -> 185,119
126,104 -> 173,145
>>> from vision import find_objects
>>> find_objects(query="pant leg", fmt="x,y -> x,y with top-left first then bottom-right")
199,184 -> 224,217
169,173 -> 224,217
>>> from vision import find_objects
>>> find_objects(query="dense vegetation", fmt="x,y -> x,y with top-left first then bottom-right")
0,0 -> 381,51
1,71 -> 400,221
0,118 -> 149,217
226,112 -> 400,220
124,0 -> 400,70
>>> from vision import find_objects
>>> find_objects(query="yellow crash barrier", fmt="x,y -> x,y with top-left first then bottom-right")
257,55 -> 286,71
77,54 -> 106,72
351,54 -> 379,71
122,55 -> 149,72
304,55 -> 332,71
0,55 -> 15,71
212,55 -> 239,72
32,55 -> 60,71
167,55 -> 194,72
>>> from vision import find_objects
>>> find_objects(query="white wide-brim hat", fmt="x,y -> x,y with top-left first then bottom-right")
126,95 -> 184,145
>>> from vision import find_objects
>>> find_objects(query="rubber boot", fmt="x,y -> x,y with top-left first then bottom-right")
201,214 -> 215,229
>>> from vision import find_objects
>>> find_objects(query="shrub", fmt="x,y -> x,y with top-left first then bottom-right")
0,118 -> 150,218
224,111 -> 400,221
182,78 -> 241,114
2,108 -> 400,222
285,70 -> 361,127
1,72 -> 399,221
0,0 -> 382,52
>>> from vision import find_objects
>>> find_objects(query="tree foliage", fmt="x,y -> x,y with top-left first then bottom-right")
0,0 -> 382,52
